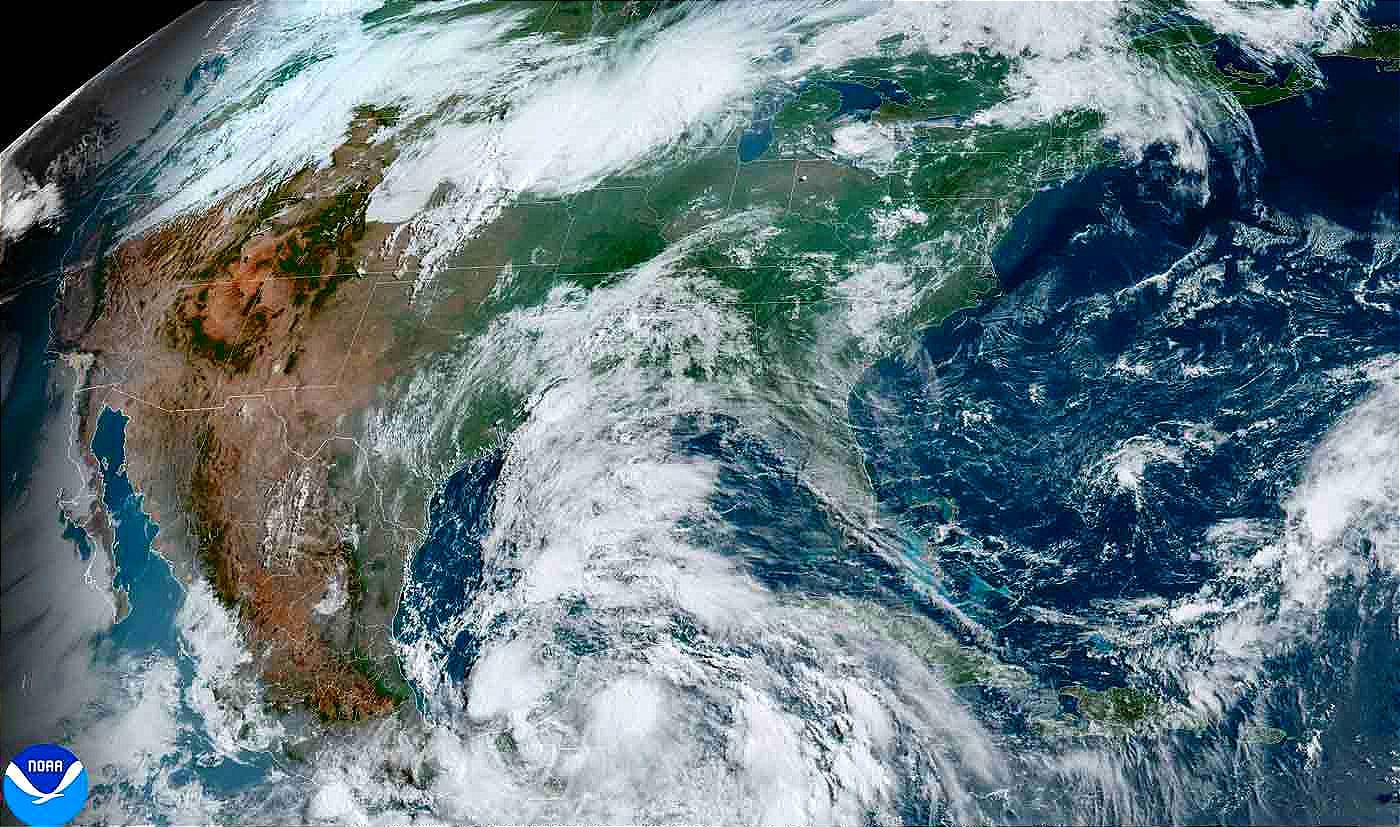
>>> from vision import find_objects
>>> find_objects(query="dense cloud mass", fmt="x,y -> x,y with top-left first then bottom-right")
1,1 -> 1396,824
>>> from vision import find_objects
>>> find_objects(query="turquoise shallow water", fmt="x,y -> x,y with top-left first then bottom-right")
0,3 -> 1393,821
92,407 -> 180,656
88,407 -> 274,812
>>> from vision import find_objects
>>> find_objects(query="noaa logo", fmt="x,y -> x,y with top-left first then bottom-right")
3,744 -> 88,826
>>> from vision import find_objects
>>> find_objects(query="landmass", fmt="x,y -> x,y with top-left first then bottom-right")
57,106 -> 420,719
1322,23 -> 1400,69
48,9 -> 1399,726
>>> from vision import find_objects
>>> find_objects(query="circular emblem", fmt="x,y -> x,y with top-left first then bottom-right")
3,744 -> 88,827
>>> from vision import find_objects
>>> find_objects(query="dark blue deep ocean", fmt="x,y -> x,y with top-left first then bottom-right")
0,17 -> 1392,826
398,52 -> 1399,823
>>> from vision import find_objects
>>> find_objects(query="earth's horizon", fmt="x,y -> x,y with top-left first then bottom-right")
1,1 -> 1396,824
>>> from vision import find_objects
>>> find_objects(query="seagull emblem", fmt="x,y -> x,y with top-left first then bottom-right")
5,761 -> 85,806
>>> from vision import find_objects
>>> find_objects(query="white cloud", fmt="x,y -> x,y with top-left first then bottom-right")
1151,362 -> 1399,718
0,171 -> 64,242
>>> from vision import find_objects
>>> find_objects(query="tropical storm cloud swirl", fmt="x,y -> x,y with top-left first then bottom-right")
0,1 -> 1396,825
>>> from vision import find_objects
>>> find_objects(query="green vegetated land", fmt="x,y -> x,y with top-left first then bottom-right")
1132,17 -> 1400,107
1326,23 -> 1400,68
381,8 -> 1400,406
1130,22 -> 1319,107
397,29 -> 1133,470
363,0 -> 681,41
349,3 -> 1400,722
1060,684 -> 1159,728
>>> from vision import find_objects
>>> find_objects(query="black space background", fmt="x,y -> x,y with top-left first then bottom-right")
2,2 -> 202,151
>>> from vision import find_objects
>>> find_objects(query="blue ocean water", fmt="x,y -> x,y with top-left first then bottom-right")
0,136 -> 282,813
0,223 -> 99,514
92,407 -> 181,655
392,452 -> 503,709
395,47 -> 1398,822
842,55 -> 1399,820
0,279 -> 56,512
87,408 -> 274,809
62,518 -> 95,561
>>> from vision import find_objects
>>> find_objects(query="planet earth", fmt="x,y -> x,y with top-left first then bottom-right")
1,1 -> 1397,824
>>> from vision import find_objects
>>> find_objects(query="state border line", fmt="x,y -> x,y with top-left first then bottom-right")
82,260 -> 995,418
73,92 -> 1023,426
